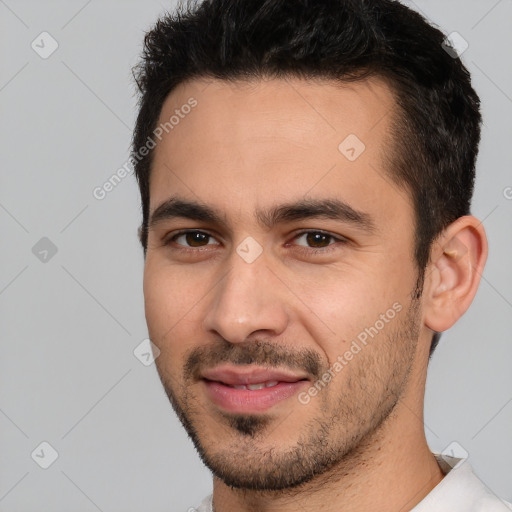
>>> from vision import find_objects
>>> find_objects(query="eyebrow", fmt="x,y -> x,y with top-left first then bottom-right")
148,197 -> 376,233
148,197 -> 223,228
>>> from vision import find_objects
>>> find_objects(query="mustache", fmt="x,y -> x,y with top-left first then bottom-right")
184,338 -> 323,382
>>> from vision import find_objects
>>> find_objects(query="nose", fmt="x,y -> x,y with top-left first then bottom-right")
203,249 -> 289,343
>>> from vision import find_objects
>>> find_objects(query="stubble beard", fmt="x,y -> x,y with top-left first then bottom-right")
155,297 -> 422,492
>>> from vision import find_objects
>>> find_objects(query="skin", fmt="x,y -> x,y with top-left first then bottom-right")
142,76 -> 487,512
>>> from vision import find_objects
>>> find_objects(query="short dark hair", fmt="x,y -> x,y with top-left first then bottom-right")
132,0 -> 482,357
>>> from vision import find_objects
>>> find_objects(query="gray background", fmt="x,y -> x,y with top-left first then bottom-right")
0,0 -> 511,510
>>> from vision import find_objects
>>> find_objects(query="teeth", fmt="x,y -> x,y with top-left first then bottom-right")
231,381 -> 279,390
247,383 -> 266,390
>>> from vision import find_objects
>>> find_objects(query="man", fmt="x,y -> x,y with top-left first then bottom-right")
131,0 -> 509,510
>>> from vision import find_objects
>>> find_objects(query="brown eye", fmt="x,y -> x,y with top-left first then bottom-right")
172,231 -> 219,247
295,231 -> 336,248
306,232 -> 332,247
186,232 -> 209,247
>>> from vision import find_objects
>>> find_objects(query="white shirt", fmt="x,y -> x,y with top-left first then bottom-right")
193,453 -> 511,511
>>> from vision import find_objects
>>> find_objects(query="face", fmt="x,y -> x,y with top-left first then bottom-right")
143,77 -> 425,490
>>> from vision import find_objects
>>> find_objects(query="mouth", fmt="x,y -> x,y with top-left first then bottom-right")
223,380 -> 281,390
200,365 -> 310,413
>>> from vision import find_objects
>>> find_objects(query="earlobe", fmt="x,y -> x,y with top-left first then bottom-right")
423,216 -> 488,333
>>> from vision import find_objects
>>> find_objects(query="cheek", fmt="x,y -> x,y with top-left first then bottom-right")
143,263 -> 205,354
290,268 -> 407,357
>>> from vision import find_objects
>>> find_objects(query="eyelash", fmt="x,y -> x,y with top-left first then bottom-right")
289,231 -> 347,255
163,230 -> 220,251
163,229 -> 348,254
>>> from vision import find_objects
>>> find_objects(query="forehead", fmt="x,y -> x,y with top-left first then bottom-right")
149,76 -> 409,224
154,76 -> 396,155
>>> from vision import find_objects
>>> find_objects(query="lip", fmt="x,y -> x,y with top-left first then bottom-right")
201,364 -> 309,386
201,365 -> 309,413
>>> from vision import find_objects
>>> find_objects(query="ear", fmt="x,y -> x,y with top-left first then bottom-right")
423,215 -> 488,333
